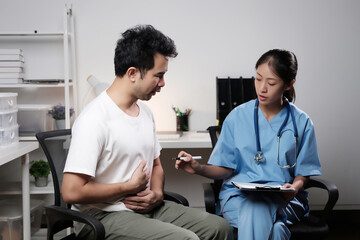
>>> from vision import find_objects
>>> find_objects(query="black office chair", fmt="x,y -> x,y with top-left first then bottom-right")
36,129 -> 189,240
203,125 -> 339,240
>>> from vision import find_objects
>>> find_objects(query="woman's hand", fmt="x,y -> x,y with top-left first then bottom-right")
174,151 -> 201,174
281,176 -> 309,201
281,183 -> 297,201
174,151 -> 233,179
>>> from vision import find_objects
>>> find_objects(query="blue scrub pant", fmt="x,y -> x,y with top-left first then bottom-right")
221,191 -> 306,240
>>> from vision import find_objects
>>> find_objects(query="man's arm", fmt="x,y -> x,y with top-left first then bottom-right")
149,157 -> 165,200
122,157 -> 165,213
62,160 -> 150,204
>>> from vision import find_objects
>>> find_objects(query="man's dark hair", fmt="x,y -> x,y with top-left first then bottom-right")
114,25 -> 178,78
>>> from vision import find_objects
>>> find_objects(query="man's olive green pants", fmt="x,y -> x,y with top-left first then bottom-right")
77,200 -> 233,240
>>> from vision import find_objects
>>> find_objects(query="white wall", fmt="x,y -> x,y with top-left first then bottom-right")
1,0 -> 359,209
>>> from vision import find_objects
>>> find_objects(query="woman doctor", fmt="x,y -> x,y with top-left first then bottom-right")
175,49 -> 321,240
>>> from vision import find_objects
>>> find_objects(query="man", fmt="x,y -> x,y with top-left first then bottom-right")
62,25 -> 233,240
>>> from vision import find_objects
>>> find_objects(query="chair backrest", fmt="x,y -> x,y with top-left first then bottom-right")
207,125 -> 222,148
36,129 -> 72,207
207,125 -> 223,202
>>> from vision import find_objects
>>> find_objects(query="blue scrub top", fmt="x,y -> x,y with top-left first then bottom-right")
208,100 -> 321,203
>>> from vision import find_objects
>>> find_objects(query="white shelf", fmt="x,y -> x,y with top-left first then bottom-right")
20,136 -> 37,141
0,5 -> 76,130
31,180 -> 54,194
0,83 -> 73,88
18,104 -> 52,110
20,135 -> 70,141
0,32 -> 65,37
0,7 -> 75,239
0,180 -> 54,195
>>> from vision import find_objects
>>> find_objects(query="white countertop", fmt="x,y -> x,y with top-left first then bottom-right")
157,131 -> 211,149
0,141 -> 38,166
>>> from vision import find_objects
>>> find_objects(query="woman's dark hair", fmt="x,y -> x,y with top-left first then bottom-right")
114,25 -> 178,78
255,49 -> 297,102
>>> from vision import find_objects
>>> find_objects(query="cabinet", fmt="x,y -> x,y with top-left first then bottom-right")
0,5 -> 76,196
0,5 -> 77,140
216,77 -> 256,125
0,142 -> 39,240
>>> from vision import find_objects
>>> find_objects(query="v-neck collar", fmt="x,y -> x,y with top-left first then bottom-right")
103,91 -> 143,121
258,106 -> 288,133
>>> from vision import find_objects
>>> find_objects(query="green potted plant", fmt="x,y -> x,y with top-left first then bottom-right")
29,159 -> 51,187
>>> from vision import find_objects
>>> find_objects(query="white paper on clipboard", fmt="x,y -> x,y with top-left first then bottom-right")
232,182 -> 296,192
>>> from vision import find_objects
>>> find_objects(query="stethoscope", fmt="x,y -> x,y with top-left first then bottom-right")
254,97 -> 298,168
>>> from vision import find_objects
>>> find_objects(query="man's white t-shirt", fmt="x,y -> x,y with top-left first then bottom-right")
64,91 -> 162,213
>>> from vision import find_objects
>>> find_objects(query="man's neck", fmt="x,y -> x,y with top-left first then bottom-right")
106,78 -> 139,117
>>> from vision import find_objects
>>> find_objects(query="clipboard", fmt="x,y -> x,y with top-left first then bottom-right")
232,182 -> 295,192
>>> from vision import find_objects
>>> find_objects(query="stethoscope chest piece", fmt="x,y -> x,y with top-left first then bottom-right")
254,151 -> 265,164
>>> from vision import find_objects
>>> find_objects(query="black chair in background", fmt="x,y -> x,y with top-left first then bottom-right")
36,129 -> 189,240
203,125 -> 339,239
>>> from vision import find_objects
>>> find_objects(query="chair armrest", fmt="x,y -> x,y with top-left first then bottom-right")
202,182 -> 216,214
305,176 -> 339,222
164,191 -> 189,206
45,205 -> 105,240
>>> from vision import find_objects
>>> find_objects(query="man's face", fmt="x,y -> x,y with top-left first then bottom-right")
134,53 -> 168,101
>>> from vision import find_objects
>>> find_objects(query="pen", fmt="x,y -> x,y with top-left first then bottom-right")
172,156 -> 202,160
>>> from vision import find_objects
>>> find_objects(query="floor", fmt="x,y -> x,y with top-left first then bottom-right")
32,229 -> 66,240
31,210 -> 360,240
31,229 -> 47,240
323,210 -> 360,240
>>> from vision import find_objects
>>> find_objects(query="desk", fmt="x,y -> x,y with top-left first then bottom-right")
157,131 -> 212,207
158,131 -> 211,149
0,141 -> 39,240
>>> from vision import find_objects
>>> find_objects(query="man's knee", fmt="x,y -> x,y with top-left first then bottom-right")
168,228 -> 200,240
201,214 -> 234,240
214,216 -> 234,240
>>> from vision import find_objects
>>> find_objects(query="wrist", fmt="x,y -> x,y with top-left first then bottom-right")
124,181 -> 138,195
151,190 -> 164,207
154,189 -> 164,201
292,181 -> 305,192
194,162 -> 204,174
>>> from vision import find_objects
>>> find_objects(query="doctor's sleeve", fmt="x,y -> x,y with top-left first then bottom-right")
208,120 -> 238,171
294,118 -> 322,177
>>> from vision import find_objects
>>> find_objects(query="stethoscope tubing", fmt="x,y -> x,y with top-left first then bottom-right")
254,98 -> 298,168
